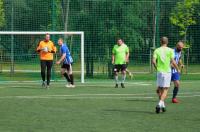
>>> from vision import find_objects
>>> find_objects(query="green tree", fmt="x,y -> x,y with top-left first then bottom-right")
170,0 -> 200,41
0,0 -> 5,28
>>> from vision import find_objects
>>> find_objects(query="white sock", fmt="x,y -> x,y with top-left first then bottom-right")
158,100 -> 164,107
121,74 -> 126,83
162,101 -> 165,108
115,76 -> 119,84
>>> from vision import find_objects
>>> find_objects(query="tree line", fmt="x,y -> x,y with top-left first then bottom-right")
0,0 -> 199,77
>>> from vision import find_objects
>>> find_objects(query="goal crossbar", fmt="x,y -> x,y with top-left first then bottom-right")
0,31 -> 85,83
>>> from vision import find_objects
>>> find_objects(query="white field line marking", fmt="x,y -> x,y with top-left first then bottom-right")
10,86 -> 35,88
0,94 -> 200,99
0,82 -> 152,86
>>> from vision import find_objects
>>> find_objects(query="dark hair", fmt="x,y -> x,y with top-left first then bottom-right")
117,38 -> 123,42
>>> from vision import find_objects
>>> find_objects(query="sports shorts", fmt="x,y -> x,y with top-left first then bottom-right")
157,72 -> 171,88
171,72 -> 180,81
113,64 -> 127,72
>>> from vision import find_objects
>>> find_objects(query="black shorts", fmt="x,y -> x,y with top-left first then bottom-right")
113,64 -> 127,72
61,64 -> 72,71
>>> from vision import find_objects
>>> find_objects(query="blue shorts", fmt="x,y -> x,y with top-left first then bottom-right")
171,72 -> 180,81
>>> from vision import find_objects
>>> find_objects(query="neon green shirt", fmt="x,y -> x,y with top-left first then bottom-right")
112,44 -> 129,64
153,46 -> 174,73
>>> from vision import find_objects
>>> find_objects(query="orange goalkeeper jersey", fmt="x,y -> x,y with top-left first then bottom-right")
36,40 -> 57,60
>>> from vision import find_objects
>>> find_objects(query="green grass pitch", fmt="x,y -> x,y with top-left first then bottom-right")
0,80 -> 200,132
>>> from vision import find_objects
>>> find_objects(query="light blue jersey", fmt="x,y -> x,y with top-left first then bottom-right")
60,43 -> 73,64
172,48 -> 181,73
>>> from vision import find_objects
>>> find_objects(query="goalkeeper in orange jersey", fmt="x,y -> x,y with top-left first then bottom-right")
36,34 -> 57,89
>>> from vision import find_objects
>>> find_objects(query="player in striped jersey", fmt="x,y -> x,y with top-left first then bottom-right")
171,41 -> 184,103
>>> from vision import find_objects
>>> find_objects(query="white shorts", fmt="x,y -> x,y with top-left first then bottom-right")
157,72 -> 171,88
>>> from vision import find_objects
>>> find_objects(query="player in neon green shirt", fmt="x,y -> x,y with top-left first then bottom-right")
112,39 -> 129,88
152,37 -> 180,114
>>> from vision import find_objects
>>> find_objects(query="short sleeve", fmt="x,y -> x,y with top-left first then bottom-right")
112,46 -> 116,54
153,49 -> 157,59
61,46 -> 66,54
125,46 -> 129,53
170,49 -> 175,59
62,45 -> 70,54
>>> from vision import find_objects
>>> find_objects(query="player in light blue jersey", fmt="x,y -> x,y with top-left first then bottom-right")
171,41 -> 184,103
56,38 -> 75,88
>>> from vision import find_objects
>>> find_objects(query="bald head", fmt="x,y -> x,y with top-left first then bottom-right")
160,37 -> 168,45
176,41 -> 184,52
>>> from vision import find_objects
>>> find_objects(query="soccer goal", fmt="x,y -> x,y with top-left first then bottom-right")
0,31 -> 85,83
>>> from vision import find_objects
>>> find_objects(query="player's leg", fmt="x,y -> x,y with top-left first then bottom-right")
156,87 -> 168,113
67,64 -> 75,87
121,64 -> 127,88
61,67 -> 71,87
46,60 -> 53,88
155,72 -> 170,113
61,64 -> 71,85
172,80 -> 180,103
172,72 -> 180,103
156,87 -> 161,99
113,65 -> 120,88
40,60 -> 46,87
160,88 -> 169,112
125,63 -> 133,79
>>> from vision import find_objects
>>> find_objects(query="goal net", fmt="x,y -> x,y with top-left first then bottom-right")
0,31 -> 84,83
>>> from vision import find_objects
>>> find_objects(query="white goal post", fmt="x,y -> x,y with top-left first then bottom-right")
0,31 -> 85,83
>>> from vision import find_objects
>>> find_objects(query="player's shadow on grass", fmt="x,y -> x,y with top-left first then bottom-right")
125,99 -> 157,103
104,109 -> 154,114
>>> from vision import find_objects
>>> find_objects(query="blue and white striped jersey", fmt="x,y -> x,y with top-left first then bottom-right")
172,48 -> 181,73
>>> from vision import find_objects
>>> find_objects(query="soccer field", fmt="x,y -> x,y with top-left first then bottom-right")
0,80 -> 200,132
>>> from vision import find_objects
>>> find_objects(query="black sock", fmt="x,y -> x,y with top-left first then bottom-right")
63,73 -> 71,82
173,87 -> 179,99
69,74 -> 74,85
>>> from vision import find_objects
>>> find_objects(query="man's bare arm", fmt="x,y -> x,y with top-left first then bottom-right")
171,59 -> 180,73
126,51 -> 129,63
56,53 -> 66,64
112,54 -> 115,64
152,58 -> 157,70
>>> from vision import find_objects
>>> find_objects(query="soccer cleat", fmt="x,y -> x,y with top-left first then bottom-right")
155,105 -> 160,114
42,81 -> 46,88
121,83 -> 125,88
70,84 -> 76,88
65,84 -> 71,88
172,98 -> 179,103
115,84 -> 118,88
161,107 -> 166,113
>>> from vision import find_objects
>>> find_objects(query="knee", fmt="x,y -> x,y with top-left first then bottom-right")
61,70 -> 65,75
114,72 -> 118,76
175,81 -> 180,87
122,70 -> 126,74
